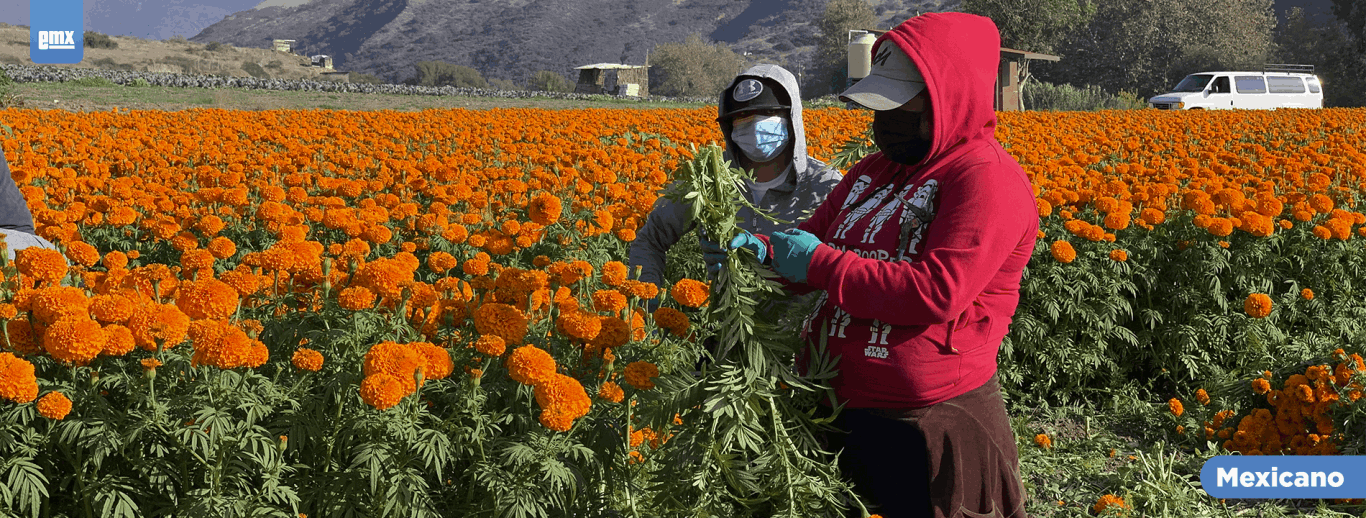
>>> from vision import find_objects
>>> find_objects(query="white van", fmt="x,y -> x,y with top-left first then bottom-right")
1147,64 -> 1323,110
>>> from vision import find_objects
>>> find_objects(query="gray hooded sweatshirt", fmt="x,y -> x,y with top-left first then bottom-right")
629,64 -> 843,290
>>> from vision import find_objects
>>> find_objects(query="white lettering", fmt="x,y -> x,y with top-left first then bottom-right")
1312,472 -> 1326,487
37,30 -> 77,50
1255,471 -> 1271,487
1329,472 -> 1344,487
1279,471 -> 1294,487
1295,472 -> 1309,487
38,31 -> 49,50
1240,472 -> 1255,486
1218,468 -> 1238,487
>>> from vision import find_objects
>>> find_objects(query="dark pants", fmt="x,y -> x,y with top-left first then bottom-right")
0,148 -> 34,233
823,375 -> 1026,518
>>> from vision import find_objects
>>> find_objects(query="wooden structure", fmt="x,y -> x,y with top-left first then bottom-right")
310,55 -> 334,70
849,30 -> 1060,111
573,64 -> 649,97
272,39 -> 296,53
998,47 -> 1060,111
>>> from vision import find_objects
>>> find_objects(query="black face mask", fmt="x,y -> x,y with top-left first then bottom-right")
872,109 -> 932,165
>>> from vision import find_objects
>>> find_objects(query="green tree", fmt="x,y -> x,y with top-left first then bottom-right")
528,70 -> 574,93
813,0 -> 878,96
488,78 -> 522,91
1275,7 -> 1366,107
1036,0 -> 1276,98
413,61 -> 487,88
649,34 -> 747,98
962,0 -> 1095,55
1331,0 -> 1366,52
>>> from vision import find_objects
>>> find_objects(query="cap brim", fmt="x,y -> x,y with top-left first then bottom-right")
718,104 -> 790,120
838,75 -> 926,111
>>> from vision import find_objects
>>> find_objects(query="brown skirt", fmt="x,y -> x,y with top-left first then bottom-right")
823,374 -> 1027,518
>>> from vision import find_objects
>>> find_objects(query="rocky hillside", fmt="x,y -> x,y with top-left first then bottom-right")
189,0 -> 959,86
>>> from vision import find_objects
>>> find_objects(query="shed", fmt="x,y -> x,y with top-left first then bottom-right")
998,47 -> 1060,111
310,54 -> 334,70
847,30 -> 1060,111
272,39 -> 296,53
573,64 -> 649,97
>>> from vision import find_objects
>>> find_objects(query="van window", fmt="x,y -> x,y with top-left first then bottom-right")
1307,78 -> 1322,94
1267,76 -> 1306,93
1235,76 -> 1267,94
1211,77 -> 1231,94
1172,74 -> 1214,93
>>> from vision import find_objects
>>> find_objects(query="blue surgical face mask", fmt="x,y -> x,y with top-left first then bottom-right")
730,114 -> 790,163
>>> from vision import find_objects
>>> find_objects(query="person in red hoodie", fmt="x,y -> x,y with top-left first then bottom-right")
726,12 -> 1037,517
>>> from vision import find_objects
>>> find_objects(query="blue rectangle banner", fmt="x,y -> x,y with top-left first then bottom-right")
1202,455 -> 1366,499
30,0 -> 84,64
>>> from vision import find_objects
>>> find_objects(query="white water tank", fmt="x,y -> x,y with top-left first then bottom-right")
848,31 -> 878,81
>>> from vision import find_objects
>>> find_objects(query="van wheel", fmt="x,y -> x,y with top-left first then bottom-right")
1189,107 -> 1204,110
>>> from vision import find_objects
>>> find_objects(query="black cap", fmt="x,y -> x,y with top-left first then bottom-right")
718,77 -> 790,121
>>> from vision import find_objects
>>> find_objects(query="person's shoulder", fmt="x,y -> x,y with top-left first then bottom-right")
801,157 -> 844,188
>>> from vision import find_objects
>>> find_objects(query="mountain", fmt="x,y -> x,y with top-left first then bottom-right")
187,0 -> 955,85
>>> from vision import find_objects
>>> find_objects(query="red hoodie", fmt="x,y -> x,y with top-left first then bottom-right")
792,13 -> 1038,408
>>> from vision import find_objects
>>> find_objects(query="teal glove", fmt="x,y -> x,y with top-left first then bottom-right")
769,229 -> 822,283
729,232 -> 768,265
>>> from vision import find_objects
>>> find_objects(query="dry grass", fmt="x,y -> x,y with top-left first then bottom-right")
0,24 -> 340,81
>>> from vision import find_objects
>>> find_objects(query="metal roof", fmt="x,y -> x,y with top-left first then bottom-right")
1000,47 -> 1060,61
574,63 -> 647,70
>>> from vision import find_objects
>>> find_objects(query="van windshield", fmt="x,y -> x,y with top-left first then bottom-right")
1171,74 -> 1214,92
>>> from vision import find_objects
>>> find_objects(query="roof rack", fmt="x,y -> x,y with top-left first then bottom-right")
1264,64 -> 1315,75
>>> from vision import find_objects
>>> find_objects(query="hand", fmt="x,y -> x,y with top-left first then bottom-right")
769,229 -> 822,283
728,232 -> 768,265
698,229 -> 728,279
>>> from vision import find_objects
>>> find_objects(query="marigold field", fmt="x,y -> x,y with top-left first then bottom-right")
1,105 -> 1366,517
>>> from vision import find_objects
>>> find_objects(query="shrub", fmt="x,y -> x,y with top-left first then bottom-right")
266,60 -> 284,70
242,61 -> 268,78
529,70 -> 574,92
1022,80 -> 1146,111
128,78 -> 150,87
649,34 -> 746,98
205,41 -> 230,52
68,76 -> 114,87
83,31 -> 118,49
413,61 -> 487,88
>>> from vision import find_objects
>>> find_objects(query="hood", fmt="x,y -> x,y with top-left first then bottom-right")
875,13 -> 1001,164
717,64 -> 811,178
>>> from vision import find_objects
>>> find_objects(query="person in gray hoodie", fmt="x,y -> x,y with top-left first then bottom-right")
0,147 -> 62,261
629,64 -> 842,294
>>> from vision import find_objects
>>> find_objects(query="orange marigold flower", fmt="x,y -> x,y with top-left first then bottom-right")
1196,388 -> 1210,406
474,335 -> 507,357
1168,398 -> 1184,417
1301,288 -> 1314,301
292,348 -> 324,372
180,249 -> 215,271
207,237 -> 237,260
623,361 -> 659,390
31,286 -> 90,325
0,304 -> 14,320
623,279 -> 659,301
412,341 -> 453,380
535,373 -> 592,432
338,286 -> 377,311
36,391 -> 72,420
601,261 -> 628,287
1093,494 -> 1128,514
671,279 -> 710,308
218,268 -> 261,297
360,373 -> 407,410
1207,218 -> 1234,237
597,381 -> 625,403
506,345 -> 557,386
592,290 -> 628,313
473,303 -> 528,345
1050,240 -> 1076,263
140,357 -> 161,370
64,241 -> 100,268
174,279 -> 241,320
127,303 -> 191,351
363,341 -> 425,390
427,251 -> 458,273
589,316 -> 631,351
89,294 -> 134,324
102,324 -> 135,356
1244,293 -> 1272,319
1108,249 -> 1128,262
528,193 -> 563,226
102,251 -> 129,270
0,352 -> 39,403
16,247 -> 69,284
43,316 -> 107,365
558,309 -> 602,341
652,307 -> 690,337
1033,433 -> 1052,449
